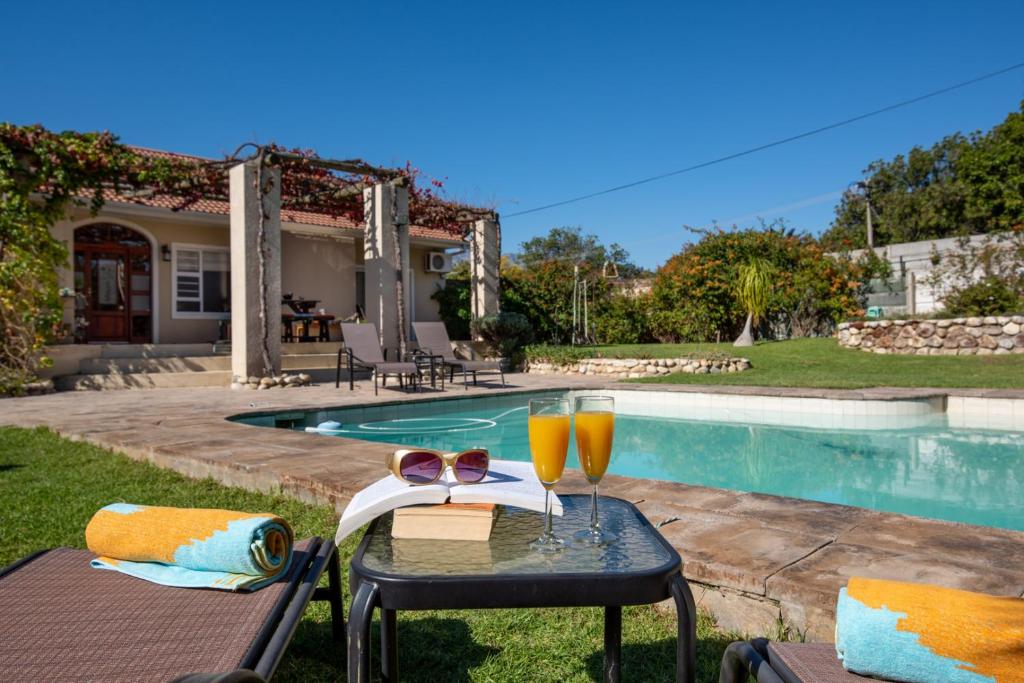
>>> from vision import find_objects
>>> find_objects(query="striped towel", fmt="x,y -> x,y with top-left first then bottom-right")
836,577 -> 1024,683
85,503 -> 293,591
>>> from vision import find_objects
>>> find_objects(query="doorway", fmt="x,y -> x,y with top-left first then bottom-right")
73,223 -> 153,343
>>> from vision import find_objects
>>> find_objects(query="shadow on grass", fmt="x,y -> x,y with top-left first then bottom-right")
277,615 -> 500,683
584,630 -> 735,683
0,464 -> 23,473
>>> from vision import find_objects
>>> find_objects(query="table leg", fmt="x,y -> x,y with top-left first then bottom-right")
603,605 -> 622,683
381,608 -> 398,682
670,573 -> 697,683
348,581 -> 379,683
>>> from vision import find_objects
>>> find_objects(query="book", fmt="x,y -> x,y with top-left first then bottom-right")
334,459 -> 560,544
392,503 -> 497,541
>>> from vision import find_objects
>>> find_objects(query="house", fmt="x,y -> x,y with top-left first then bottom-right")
41,148 -> 501,388
51,147 -> 465,346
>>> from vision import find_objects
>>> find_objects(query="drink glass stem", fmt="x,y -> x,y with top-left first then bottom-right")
544,489 -> 554,539
590,484 -> 600,533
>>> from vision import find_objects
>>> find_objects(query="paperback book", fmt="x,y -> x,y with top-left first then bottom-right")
335,459 -> 559,544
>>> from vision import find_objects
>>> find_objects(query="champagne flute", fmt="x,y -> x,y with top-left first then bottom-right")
528,397 -> 570,553
573,395 -> 616,545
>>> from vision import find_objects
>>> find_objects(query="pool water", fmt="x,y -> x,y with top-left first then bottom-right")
237,392 -> 1024,531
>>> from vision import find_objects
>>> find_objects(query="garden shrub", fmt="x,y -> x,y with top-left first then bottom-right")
651,223 -> 879,342
471,311 -> 534,362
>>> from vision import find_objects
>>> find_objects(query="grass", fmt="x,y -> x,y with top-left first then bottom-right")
575,337 -> 1024,390
0,426 -> 741,682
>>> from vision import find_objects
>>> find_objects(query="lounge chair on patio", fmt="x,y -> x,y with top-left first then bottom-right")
719,638 -> 865,683
337,322 -> 420,394
0,537 -> 343,683
412,321 -> 505,390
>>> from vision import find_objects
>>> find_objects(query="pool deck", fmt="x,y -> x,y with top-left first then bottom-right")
2,374 -> 1023,640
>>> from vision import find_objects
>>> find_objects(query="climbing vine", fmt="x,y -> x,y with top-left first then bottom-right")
0,123 -> 491,393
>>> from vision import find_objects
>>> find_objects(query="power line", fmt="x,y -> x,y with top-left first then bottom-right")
503,60 -> 1024,219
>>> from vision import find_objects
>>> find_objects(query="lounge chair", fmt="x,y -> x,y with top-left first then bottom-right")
0,537 -> 343,683
719,638 -> 864,683
337,322 -> 420,395
411,321 -> 505,390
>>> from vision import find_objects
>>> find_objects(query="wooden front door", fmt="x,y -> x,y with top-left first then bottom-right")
73,224 -> 153,343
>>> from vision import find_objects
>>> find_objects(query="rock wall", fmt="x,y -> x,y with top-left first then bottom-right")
525,356 -> 751,379
837,316 -> 1024,355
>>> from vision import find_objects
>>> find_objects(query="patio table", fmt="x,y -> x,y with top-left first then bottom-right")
346,495 -> 696,683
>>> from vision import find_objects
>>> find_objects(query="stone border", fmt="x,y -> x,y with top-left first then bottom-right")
838,316 -> 1024,355
526,356 -> 751,379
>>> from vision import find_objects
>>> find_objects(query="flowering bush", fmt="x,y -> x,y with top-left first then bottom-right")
650,223 -> 880,342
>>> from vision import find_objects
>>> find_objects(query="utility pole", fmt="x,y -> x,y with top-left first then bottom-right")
865,193 -> 874,249
851,181 -> 874,248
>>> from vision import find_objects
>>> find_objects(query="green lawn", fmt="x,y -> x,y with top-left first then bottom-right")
0,426 -> 744,682
576,338 -> 1024,389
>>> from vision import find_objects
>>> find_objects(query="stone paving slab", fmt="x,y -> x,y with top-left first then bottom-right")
2,374 -> 1023,641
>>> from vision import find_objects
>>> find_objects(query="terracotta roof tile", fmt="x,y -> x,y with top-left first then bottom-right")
103,147 -> 463,243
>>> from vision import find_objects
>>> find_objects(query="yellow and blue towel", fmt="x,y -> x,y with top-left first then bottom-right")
85,503 -> 293,591
836,577 -> 1024,683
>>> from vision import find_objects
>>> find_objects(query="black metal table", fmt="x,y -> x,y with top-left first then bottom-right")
347,495 -> 696,683
410,352 -> 444,389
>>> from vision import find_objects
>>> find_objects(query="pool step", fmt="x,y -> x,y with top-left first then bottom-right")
77,353 -> 341,375
54,370 -> 234,391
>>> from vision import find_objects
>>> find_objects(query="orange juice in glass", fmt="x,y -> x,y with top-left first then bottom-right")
574,395 -> 616,545
528,398 -> 570,552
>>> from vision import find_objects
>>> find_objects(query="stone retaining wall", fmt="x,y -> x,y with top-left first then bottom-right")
837,316 -> 1024,355
525,356 -> 751,378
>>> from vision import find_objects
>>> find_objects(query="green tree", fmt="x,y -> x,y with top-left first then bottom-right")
516,226 -> 648,278
733,258 -> 774,346
822,101 -> 1024,249
652,222 -> 879,343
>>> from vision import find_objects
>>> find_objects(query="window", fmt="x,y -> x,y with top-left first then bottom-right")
172,245 -> 230,318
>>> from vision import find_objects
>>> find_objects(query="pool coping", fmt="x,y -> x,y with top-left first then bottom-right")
2,375 -> 1022,640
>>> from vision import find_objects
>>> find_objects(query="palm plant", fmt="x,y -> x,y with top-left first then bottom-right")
733,258 -> 774,347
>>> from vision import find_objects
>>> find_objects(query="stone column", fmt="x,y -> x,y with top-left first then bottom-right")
230,160 -> 282,381
363,182 -> 410,354
471,218 -> 500,322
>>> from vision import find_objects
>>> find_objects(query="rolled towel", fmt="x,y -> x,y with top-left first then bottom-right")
836,576 -> 1024,683
85,503 -> 293,591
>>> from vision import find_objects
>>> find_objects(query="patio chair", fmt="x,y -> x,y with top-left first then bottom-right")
412,321 -> 505,390
337,322 -> 420,395
0,537 -> 343,683
719,638 -> 864,683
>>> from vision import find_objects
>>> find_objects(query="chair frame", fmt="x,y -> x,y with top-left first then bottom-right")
0,538 -> 345,683
411,322 -> 506,391
719,638 -> 810,683
335,347 -> 421,395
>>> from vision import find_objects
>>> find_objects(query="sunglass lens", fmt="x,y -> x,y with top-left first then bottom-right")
454,450 -> 489,483
400,452 -> 443,484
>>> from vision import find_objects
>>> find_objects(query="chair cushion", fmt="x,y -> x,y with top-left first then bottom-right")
375,362 -> 418,374
447,359 -> 501,371
0,540 -> 314,683
768,643 -> 867,683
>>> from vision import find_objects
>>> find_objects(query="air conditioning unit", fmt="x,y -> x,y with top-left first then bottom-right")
425,251 -> 453,273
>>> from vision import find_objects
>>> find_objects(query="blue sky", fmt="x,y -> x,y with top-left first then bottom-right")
3,1 -> 1022,268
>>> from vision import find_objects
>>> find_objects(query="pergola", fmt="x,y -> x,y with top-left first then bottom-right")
222,151 -> 500,380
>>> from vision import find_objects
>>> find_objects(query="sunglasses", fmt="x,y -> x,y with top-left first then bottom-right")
387,448 -> 490,485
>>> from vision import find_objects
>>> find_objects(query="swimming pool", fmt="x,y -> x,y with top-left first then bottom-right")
235,390 -> 1024,531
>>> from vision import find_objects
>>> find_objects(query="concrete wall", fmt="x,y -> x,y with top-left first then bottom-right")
409,246 -> 445,324
281,232 -> 358,321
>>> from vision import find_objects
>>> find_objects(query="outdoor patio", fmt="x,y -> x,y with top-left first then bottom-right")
3,374 -> 1022,642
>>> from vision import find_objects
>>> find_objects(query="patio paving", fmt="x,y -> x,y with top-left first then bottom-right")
2,374 -> 1022,640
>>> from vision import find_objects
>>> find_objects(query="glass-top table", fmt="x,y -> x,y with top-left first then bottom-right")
346,495 -> 696,683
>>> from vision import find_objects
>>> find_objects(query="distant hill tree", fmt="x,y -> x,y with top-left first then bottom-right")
515,226 -> 649,278
822,102 -> 1024,249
